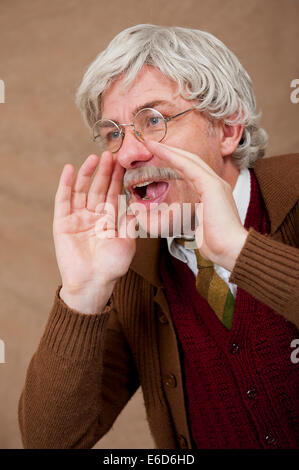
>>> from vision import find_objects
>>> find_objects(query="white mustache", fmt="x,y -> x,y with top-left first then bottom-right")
123,165 -> 182,198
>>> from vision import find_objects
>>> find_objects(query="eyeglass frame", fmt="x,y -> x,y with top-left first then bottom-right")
92,105 -> 198,153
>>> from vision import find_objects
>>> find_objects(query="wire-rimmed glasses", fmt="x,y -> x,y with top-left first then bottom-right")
92,106 -> 197,153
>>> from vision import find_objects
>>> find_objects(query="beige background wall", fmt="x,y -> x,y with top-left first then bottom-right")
0,0 -> 298,449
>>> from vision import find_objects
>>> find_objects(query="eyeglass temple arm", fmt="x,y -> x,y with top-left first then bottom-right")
165,106 -> 197,122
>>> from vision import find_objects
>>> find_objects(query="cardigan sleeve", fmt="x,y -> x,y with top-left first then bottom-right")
229,202 -> 299,328
18,285 -> 140,449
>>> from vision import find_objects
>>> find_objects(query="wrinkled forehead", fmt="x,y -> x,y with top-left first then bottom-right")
100,66 -> 181,120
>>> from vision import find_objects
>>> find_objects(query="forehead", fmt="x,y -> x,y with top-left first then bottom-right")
101,66 -> 180,118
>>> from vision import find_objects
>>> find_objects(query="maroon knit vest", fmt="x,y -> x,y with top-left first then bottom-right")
160,168 -> 299,449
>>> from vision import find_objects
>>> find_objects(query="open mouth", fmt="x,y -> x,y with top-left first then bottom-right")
130,180 -> 169,202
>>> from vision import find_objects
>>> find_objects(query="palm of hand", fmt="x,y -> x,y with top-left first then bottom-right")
53,152 -> 136,292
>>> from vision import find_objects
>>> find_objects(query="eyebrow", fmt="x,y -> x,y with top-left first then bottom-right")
133,100 -> 177,115
105,100 -> 178,123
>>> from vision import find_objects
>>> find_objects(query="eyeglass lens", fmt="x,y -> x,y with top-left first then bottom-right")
93,108 -> 167,153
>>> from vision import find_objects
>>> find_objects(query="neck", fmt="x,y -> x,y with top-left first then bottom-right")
221,156 -> 240,191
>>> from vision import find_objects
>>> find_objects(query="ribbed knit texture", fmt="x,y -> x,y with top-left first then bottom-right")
160,168 -> 299,448
18,154 -> 299,449
40,286 -> 112,360
176,238 -> 236,329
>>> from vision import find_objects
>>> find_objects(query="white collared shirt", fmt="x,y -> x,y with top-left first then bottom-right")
166,168 -> 251,298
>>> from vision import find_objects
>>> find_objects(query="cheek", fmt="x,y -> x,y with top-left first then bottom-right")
169,180 -> 194,202
167,180 -> 184,201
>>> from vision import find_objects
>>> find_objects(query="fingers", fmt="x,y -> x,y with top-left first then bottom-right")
71,154 -> 99,210
86,151 -> 114,211
93,160 -> 124,222
55,151 -> 124,221
106,160 -> 125,208
144,140 -> 216,182
54,164 -> 74,219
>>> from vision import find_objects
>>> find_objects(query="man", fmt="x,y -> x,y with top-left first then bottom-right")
18,24 -> 299,449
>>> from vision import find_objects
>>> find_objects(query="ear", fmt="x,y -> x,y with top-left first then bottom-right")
219,117 -> 244,157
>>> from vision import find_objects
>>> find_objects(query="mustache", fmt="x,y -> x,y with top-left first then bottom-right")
123,165 -> 182,197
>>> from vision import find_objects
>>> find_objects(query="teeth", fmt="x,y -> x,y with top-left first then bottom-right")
133,180 -> 152,189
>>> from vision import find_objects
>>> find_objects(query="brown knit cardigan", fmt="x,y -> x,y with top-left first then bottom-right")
18,153 -> 299,449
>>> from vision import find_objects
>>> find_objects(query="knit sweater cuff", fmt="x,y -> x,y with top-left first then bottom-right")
38,285 -> 112,361
229,228 -> 299,315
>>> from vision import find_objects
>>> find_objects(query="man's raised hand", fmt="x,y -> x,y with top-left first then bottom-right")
53,152 -> 136,314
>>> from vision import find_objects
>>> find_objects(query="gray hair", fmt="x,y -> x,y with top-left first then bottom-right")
76,24 -> 268,169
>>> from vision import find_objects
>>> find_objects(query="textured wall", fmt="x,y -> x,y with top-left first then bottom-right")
0,0 -> 298,449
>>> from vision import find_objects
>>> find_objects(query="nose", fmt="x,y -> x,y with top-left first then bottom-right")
116,127 -> 153,169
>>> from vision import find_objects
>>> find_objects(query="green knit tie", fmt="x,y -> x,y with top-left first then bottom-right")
176,239 -> 235,330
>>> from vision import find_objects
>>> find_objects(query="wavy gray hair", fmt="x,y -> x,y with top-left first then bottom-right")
76,24 -> 268,169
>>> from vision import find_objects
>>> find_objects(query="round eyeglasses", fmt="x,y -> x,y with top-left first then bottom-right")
92,106 -> 197,153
